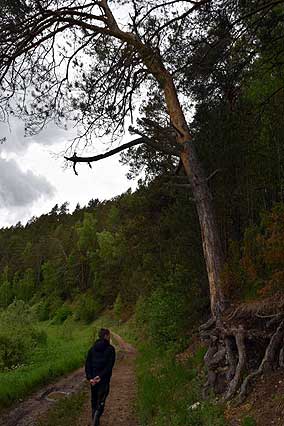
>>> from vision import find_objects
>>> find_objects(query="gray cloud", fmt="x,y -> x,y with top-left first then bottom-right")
0,157 -> 55,208
0,117 -> 75,155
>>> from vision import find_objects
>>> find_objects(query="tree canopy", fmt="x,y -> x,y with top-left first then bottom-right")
0,1 -> 283,152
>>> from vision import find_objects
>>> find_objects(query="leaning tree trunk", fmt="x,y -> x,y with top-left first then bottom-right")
140,51 -> 225,318
100,3 -> 225,319
162,73 -> 225,318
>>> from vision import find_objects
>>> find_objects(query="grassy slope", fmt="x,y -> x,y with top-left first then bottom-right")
0,321 -> 92,409
136,343 -> 225,426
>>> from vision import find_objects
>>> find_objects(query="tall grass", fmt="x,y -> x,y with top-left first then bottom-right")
0,321 -> 92,409
136,343 -> 225,426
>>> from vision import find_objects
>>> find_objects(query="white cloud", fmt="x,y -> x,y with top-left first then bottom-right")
0,157 -> 55,207
0,117 -> 138,228
0,117 -> 76,155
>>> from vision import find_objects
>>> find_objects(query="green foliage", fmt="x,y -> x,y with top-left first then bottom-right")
0,180 -> 208,325
136,281 -> 189,349
107,205 -> 120,229
53,304 -> 73,324
241,416 -> 257,426
41,261 -> 59,295
0,321 -> 91,408
76,212 -> 97,252
32,301 -> 50,321
74,292 -> 101,323
13,268 -> 35,302
0,301 -> 47,370
0,266 -> 13,308
96,230 -> 119,261
223,203 -> 284,300
136,343 -> 225,426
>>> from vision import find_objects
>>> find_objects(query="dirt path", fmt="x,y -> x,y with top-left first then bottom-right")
0,368 -> 86,426
0,332 -> 139,426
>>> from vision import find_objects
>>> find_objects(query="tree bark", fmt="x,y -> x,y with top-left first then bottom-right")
125,37 -> 225,316
160,70 -> 225,317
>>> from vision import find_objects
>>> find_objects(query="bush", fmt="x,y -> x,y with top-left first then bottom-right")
53,304 -> 73,324
60,316 -> 75,340
136,287 -> 188,348
74,293 -> 101,323
32,301 -> 50,321
47,295 -> 64,318
0,300 -> 47,370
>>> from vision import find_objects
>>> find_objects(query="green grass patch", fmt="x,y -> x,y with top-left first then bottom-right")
0,321 -> 92,409
37,389 -> 87,426
136,342 -> 225,426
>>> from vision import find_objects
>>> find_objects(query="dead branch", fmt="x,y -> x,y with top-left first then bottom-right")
65,135 -> 179,175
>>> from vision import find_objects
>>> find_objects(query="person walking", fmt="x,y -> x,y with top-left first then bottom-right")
85,328 -> 116,426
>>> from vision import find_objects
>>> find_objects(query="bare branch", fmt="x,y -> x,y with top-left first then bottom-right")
64,137 -> 145,166
65,132 -> 180,175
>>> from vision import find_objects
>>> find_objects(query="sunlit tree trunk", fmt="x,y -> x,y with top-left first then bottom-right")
133,45 -> 225,317
163,73 -> 225,317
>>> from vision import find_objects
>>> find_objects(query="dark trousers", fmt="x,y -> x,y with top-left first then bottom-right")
91,381 -> 110,422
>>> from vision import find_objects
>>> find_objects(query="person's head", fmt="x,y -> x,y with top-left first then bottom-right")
98,328 -> 110,341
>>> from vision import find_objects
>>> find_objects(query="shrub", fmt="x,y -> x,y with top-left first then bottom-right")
32,301 -> 50,321
222,203 -> 284,300
53,304 -> 73,324
47,295 -> 64,318
60,316 -> 75,340
0,300 -> 47,370
74,293 -> 101,323
136,287 -> 188,348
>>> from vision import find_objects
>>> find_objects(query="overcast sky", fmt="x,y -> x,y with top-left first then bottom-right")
0,117 -> 138,228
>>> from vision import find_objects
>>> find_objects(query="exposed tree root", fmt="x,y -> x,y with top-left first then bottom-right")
224,327 -> 246,400
236,319 -> 284,404
200,299 -> 284,404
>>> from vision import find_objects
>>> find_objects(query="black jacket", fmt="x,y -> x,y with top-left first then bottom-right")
85,339 -> 116,383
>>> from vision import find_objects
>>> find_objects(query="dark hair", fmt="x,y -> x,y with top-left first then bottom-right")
98,328 -> 110,340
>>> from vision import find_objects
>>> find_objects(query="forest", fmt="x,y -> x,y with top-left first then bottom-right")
0,0 -> 284,425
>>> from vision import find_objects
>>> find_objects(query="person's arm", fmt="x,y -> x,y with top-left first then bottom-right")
85,348 -> 93,380
98,346 -> 116,380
